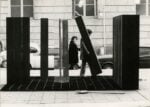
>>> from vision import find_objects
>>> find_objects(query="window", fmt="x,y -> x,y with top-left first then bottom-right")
11,0 -> 33,17
73,0 -> 97,17
136,0 -> 150,16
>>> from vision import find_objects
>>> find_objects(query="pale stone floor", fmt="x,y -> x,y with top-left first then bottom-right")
0,68 -> 150,107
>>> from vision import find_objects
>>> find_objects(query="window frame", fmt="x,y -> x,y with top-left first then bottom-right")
73,0 -> 97,18
10,0 -> 33,17
136,0 -> 150,16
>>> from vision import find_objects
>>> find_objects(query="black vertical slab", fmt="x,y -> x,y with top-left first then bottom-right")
15,18 -> 22,83
21,18 -> 30,83
7,17 -> 30,84
75,16 -> 102,76
7,18 -> 22,83
7,18 -> 16,84
113,15 -> 139,90
59,19 -> 62,71
62,20 -> 69,77
41,18 -> 48,80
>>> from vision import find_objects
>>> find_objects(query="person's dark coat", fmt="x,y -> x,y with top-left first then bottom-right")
69,41 -> 79,65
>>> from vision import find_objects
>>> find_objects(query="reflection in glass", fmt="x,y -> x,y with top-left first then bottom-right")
23,0 -> 33,5
136,4 -> 146,15
75,6 -> 83,15
11,0 -> 21,5
141,0 -> 146,3
75,0 -> 80,4
11,7 -> 21,17
86,5 -> 94,16
86,0 -> 94,4
24,6 -> 33,17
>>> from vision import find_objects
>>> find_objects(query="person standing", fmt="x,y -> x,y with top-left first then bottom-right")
80,29 -> 92,77
69,36 -> 80,69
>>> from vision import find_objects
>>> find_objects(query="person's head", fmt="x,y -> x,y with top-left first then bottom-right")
87,29 -> 92,36
71,36 -> 78,44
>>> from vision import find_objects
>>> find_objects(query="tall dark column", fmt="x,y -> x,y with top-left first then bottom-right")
113,15 -> 139,90
21,18 -> 30,83
62,20 -> 69,77
41,18 -> 48,81
7,17 -> 30,84
7,18 -> 16,84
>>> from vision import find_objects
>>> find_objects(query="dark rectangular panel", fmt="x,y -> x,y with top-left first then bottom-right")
7,18 -> 21,83
41,18 -> 48,80
15,18 -> 23,83
62,20 -> 69,77
7,17 -> 30,84
7,18 -> 16,83
75,16 -> 102,76
113,15 -> 139,90
21,17 -> 30,83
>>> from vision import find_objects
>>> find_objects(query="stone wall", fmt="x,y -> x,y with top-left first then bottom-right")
0,0 -> 149,55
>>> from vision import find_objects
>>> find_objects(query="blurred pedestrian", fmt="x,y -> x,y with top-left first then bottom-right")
80,29 -> 92,77
69,36 -> 80,69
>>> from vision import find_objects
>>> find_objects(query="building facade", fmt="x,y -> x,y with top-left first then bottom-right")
0,0 -> 150,55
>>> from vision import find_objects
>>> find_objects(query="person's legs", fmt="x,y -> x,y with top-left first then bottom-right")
80,59 -> 86,77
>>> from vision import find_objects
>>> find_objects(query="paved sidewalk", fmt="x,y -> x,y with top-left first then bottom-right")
0,69 -> 150,107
